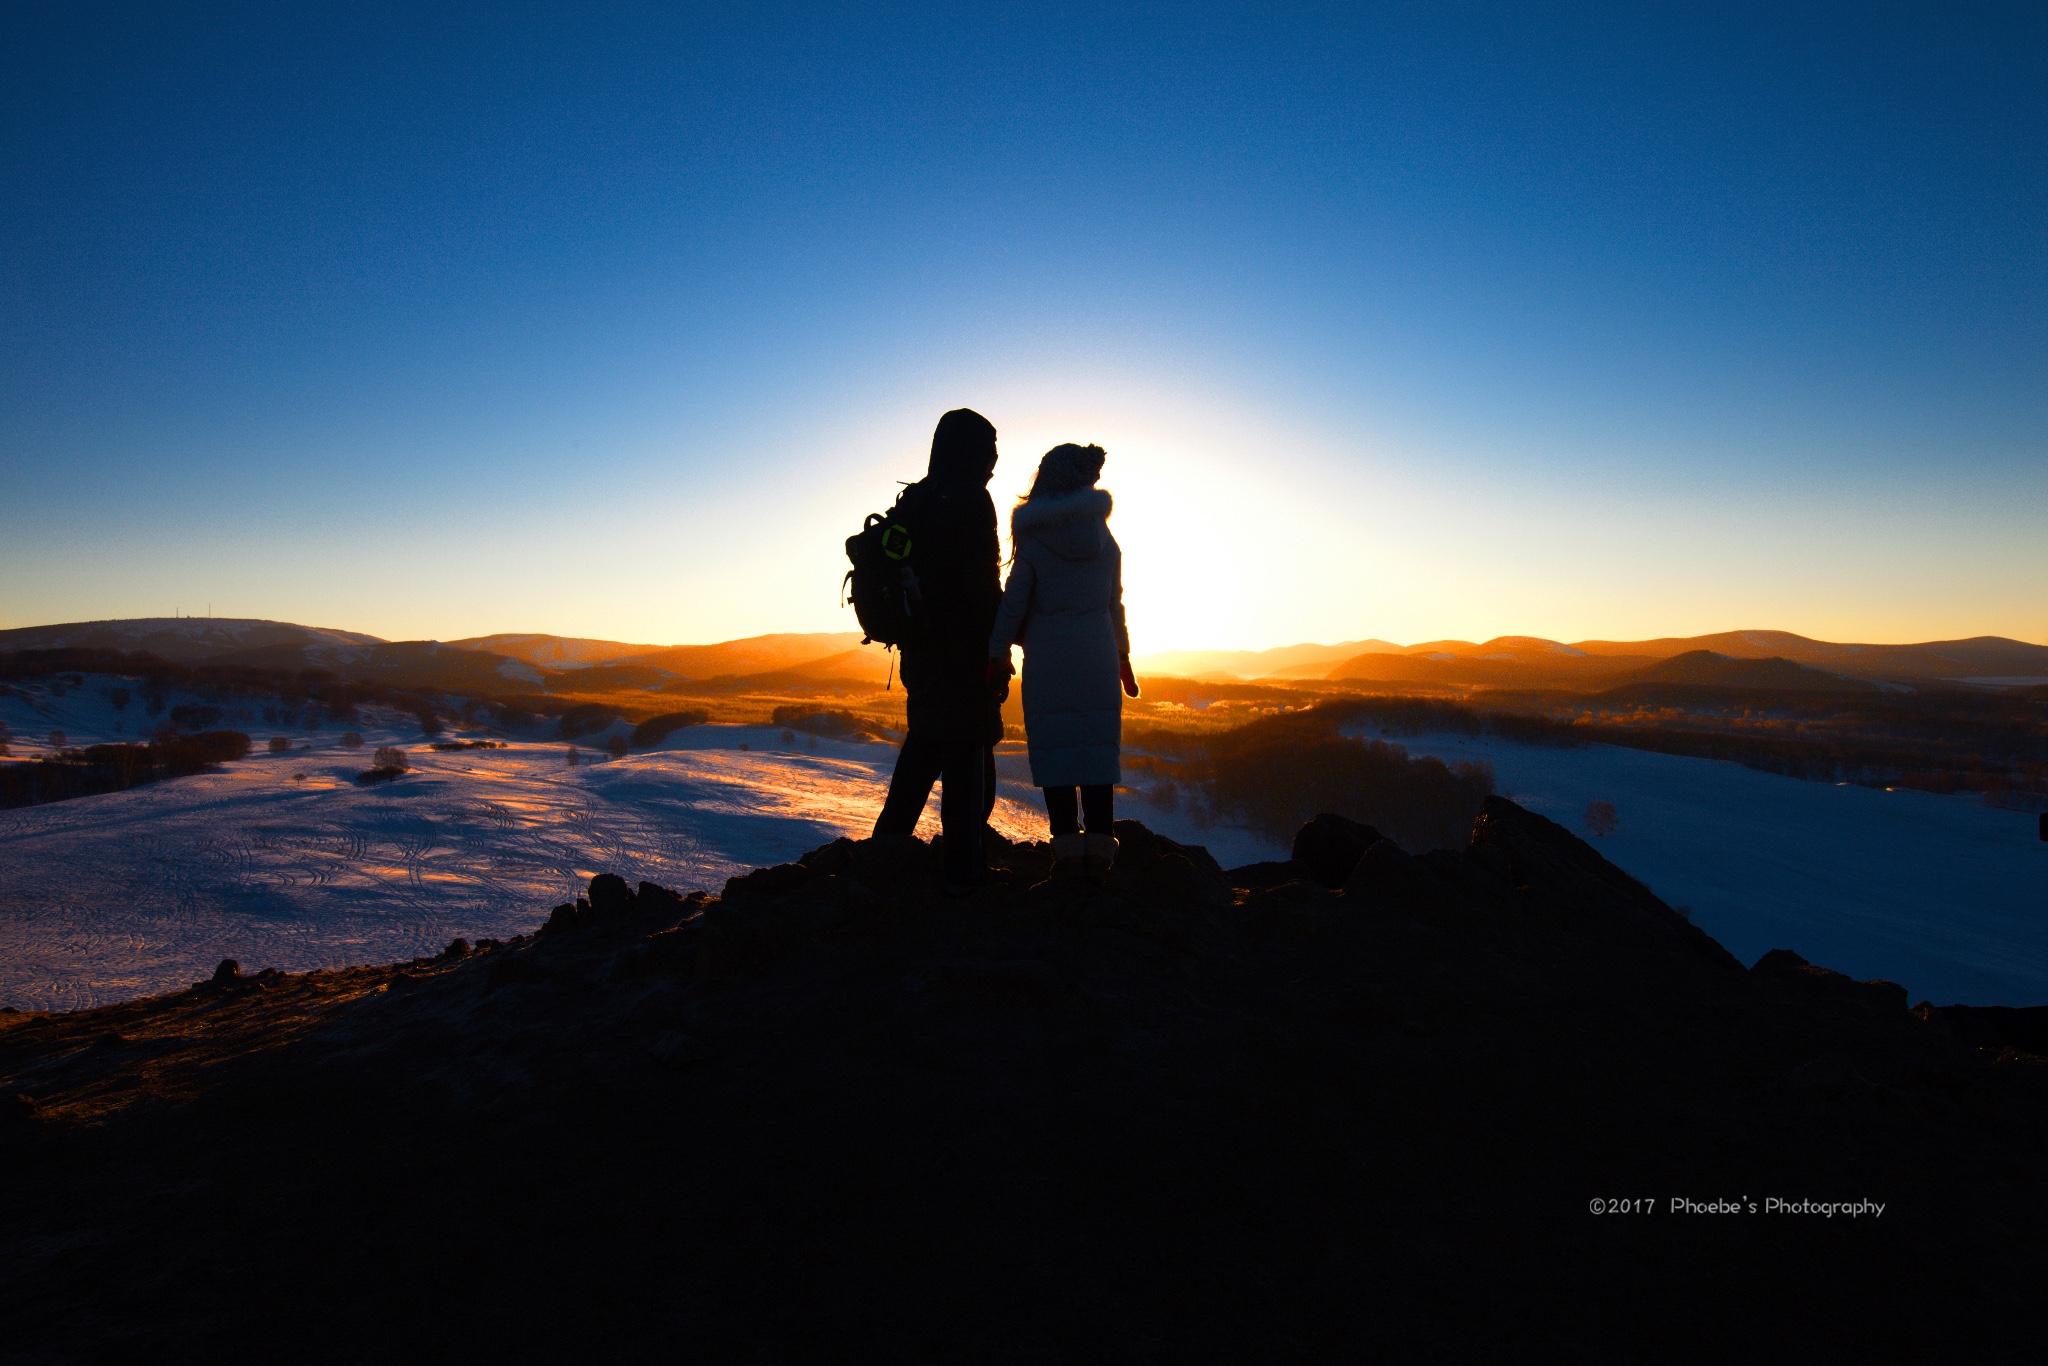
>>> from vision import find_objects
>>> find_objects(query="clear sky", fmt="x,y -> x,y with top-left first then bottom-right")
3,2 -> 2043,652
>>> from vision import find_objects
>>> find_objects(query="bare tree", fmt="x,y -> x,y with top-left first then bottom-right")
1584,800 -> 1619,838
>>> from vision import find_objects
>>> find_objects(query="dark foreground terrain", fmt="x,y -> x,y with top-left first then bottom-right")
3,802 -> 2045,1363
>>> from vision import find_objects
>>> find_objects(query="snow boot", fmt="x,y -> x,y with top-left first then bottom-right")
1083,833 -> 1118,883
1050,833 -> 1088,880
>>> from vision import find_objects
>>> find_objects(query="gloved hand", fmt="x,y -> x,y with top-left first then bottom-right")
1119,655 -> 1140,698
987,655 -> 1015,702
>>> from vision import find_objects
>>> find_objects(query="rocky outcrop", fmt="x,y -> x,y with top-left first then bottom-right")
1,798 -> 2044,1361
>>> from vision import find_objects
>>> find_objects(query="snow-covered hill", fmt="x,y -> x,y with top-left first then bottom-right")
0,617 -> 383,664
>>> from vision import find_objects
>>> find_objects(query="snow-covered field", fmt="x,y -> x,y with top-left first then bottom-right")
5,676 -> 2044,1010
0,678 -> 1274,1011
1381,730 -> 2048,1007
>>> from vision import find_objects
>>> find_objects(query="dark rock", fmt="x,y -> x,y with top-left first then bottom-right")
0,1091 -> 38,1128
1417,848 -> 1521,916
1112,821 -> 1226,880
779,873 -> 857,933
1292,813 -> 1384,888
798,838 -> 858,876
1225,860 -> 1304,891
211,960 -> 241,984
640,925 -> 701,973
922,958 -> 1070,1011
985,829 -> 1054,883
1778,1053 -> 1877,1094
543,903 -> 581,934
722,862 -> 815,903
1122,850 -> 1231,913
647,1031 -> 714,1069
849,835 -> 931,886
587,873 -> 635,918
1468,797 -> 1740,968
1236,879 -> 1343,934
94,1031 -> 127,1048
1751,949 -> 1910,1017
1341,839 -> 1448,917
636,881 -> 687,914
1919,1004 -> 2048,1055
443,938 -> 470,958
485,956 -> 545,992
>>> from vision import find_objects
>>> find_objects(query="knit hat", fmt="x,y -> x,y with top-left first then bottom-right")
1027,443 -> 1106,501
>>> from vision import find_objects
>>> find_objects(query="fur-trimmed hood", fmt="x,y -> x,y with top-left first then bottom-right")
1011,487 -> 1113,561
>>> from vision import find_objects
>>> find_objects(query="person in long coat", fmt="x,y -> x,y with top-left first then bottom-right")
871,408 -> 1005,892
988,443 -> 1138,877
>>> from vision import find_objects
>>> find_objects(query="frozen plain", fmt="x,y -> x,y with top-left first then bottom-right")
1380,729 -> 2048,1007
0,683 -> 1285,1011
2,677 -> 2044,1010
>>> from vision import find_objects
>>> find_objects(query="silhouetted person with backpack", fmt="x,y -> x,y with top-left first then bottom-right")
870,408 -> 1005,893
988,442 -> 1137,880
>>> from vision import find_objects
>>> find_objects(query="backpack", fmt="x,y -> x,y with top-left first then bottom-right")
843,484 -> 929,651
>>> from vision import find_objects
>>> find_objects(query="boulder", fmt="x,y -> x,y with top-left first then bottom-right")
1467,797 -> 1741,968
1108,821 -> 1231,909
636,881 -> 689,914
1751,949 -> 1910,1017
1225,860 -> 1305,891
1292,813 -> 1383,888
849,835 -> 932,886
985,829 -> 1054,883
1236,879 -> 1342,934
587,873 -> 635,918
799,838 -> 858,877
1341,839 -> 1455,918
722,862 -> 814,904
211,960 -> 242,984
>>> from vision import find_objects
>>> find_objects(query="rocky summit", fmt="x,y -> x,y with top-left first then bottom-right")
2,798 -> 2045,1363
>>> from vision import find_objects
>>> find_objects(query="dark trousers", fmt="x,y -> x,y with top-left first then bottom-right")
1042,784 -> 1114,837
874,734 -> 998,882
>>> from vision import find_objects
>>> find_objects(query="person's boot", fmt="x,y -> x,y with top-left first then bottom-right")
1050,833 -> 1087,879
1083,832 -> 1118,883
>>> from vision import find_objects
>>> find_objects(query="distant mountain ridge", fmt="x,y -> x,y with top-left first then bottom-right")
1602,650 -> 1881,693
446,633 -> 664,670
0,619 -> 882,694
7,618 -> 2043,691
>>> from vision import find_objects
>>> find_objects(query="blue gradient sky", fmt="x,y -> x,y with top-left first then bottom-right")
4,2 -> 2043,651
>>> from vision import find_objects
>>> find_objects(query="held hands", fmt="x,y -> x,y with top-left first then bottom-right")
1120,655 -> 1140,698
986,654 -> 1015,702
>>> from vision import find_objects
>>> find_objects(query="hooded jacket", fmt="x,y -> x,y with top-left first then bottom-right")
894,409 -> 1003,745
988,487 -> 1129,787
